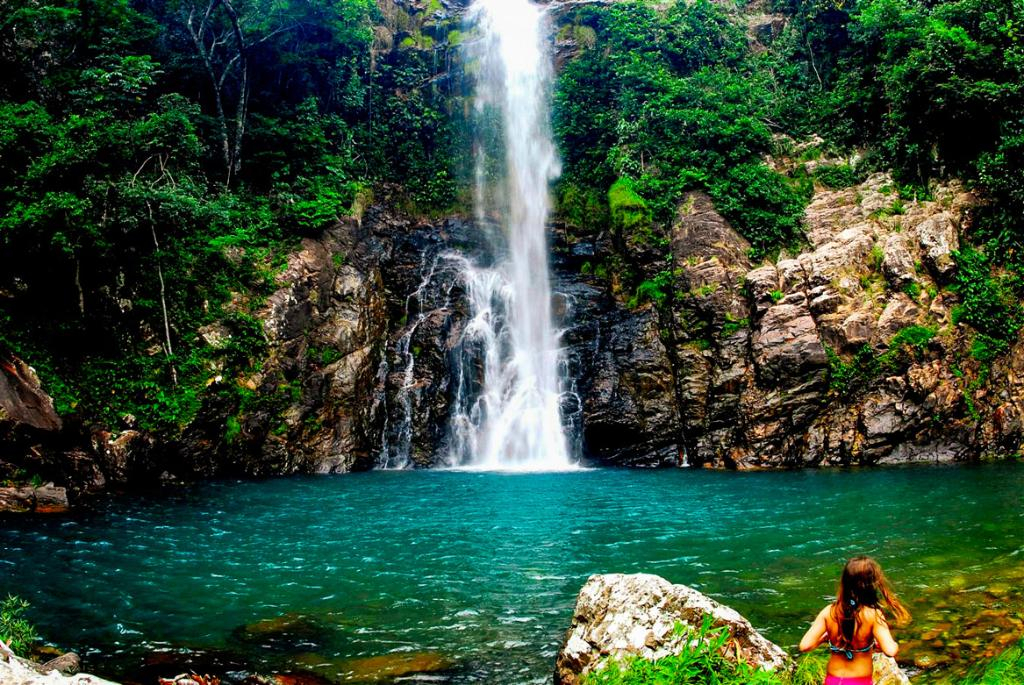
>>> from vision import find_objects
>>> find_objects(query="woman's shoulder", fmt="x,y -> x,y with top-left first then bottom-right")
860,605 -> 887,625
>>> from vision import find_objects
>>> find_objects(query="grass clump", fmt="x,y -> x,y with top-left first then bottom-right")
609,178 -> 652,235
628,270 -> 673,309
581,616 -> 831,685
960,636 -> 1024,685
815,163 -> 862,189
582,617 -> 789,685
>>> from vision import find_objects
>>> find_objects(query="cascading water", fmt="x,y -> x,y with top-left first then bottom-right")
445,0 -> 575,470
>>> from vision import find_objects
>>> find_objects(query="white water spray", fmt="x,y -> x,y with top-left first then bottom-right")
446,0 -> 574,470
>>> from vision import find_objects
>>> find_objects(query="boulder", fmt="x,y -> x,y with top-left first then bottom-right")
37,654 -> 80,676
752,302 -> 827,385
0,483 -> 69,514
89,430 -> 157,486
873,652 -> 910,685
554,574 -> 790,685
881,235 -> 916,288
877,294 -> 922,342
0,353 -> 61,432
916,212 -> 959,279
841,311 -> 876,349
745,266 -> 781,317
0,652 -> 117,685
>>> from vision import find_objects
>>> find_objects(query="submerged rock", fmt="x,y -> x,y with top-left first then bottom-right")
334,652 -> 454,683
284,651 -> 454,684
231,614 -> 329,653
554,573 -> 790,684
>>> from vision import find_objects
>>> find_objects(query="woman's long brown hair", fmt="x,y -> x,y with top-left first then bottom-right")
831,556 -> 911,645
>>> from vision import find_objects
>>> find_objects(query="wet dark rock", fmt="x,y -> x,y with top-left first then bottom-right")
577,306 -> 682,467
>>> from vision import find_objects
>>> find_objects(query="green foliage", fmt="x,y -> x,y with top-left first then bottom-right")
582,616 -> 790,685
880,324 -> 936,371
903,280 -> 922,299
0,595 -> 37,656
828,325 -> 936,396
769,289 -> 785,303
870,243 -> 885,272
721,315 -> 750,338
708,163 -> 808,259
553,0 -> 807,257
950,247 -> 1023,357
827,344 -> 878,396
768,0 -> 1024,193
559,183 -> 610,233
814,163 -> 863,189
790,652 -> 829,685
0,0 -> 460,435
887,324 -> 936,353
975,119 -> 1024,261
608,178 -> 653,236
628,270 -> 673,309
960,636 -> 1024,685
225,415 -> 242,444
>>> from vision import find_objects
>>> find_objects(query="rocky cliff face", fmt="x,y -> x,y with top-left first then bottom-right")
571,173 -> 1024,468
4,170 -> 1023,501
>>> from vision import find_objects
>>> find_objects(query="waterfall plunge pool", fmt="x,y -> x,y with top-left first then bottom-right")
2,463 -> 1023,684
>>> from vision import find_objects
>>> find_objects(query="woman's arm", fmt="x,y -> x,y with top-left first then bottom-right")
872,610 -> 900,657
799,607 -> 830,653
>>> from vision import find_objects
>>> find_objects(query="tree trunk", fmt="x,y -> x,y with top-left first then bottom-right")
147,202 -> 177,387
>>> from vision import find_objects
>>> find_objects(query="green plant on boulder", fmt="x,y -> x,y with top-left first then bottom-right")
582,615 -> 796,685
879,325 -> 936,372
0,594 -> 37,656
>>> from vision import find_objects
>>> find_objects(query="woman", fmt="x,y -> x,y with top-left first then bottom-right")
799,556 -> 911,685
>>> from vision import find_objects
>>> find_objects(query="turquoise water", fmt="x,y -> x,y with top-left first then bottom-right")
2,463 -> 1023,683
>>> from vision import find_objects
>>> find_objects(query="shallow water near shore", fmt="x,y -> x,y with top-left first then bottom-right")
2,462 -> 1022,684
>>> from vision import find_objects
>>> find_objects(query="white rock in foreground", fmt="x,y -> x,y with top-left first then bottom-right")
554,573 -> 790,684
0,654 -> 117,685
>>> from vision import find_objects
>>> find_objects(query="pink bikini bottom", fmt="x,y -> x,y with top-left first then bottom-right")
824,676 -> 872,685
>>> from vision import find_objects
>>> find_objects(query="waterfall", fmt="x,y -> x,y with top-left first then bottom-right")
445,0 -> 575,470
